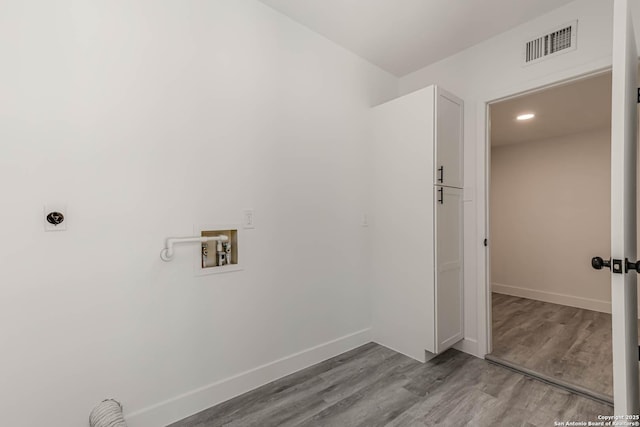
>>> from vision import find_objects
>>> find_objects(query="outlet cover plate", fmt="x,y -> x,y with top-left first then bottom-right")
242,209 -> 255,229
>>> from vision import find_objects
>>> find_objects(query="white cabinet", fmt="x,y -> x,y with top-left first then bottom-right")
435,186 -> 464,352
370,85 -> 463,362
435,88 -> 464,188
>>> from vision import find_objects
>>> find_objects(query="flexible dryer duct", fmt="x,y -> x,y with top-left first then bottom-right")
89,399 -> 128,427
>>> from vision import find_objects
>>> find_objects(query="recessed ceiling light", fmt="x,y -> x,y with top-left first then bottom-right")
517,113 -> 535,121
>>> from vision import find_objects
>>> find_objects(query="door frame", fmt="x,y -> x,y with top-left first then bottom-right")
476,58 -> 613,358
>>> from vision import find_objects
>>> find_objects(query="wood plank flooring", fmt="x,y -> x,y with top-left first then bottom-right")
169,342 -> 612,427
491,293 -> 640,398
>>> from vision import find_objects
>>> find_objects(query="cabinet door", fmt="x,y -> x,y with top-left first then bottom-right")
435,186 -> 463,353
435,88 -> 463,188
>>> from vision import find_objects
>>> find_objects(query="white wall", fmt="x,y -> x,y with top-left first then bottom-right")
491,129 -> 611,312
0,1 -> 397,426
398,0 -> 627,355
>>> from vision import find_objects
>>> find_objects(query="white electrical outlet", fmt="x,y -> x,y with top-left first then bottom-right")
242,209 -> 255,229
44,203 -> 67,231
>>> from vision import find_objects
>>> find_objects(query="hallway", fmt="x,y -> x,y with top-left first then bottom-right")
491,293 -> 640,398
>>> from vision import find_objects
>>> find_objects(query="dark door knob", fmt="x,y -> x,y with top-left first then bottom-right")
626,259 -> 640,273
592,256 -> 611,270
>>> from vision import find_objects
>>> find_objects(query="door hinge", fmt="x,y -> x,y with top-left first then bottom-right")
637,88 -> 640,103
483,238 -> 488,247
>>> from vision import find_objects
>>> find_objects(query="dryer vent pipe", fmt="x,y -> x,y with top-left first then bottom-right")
89,399 -> 128,427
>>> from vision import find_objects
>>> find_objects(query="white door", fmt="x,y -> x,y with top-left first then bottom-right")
435,185 -> 464,353
435,88 -> 464,188
611,0 -> 639,416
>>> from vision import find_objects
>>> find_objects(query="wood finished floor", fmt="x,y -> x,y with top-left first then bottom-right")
169,342 -> 611,427
491,293 -> 640,398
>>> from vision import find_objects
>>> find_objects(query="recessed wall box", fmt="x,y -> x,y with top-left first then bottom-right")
194,225 -> 242,276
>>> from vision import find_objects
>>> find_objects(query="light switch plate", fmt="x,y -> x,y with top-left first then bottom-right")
242,209 -> 255,229
44,203 -> 67,231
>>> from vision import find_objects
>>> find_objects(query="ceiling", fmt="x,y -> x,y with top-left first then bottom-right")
259,0 -> 576,77
490,72 -> 612,146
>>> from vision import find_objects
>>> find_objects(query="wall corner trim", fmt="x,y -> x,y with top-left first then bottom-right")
453,338 -> 480,357
125,328 -> 372,427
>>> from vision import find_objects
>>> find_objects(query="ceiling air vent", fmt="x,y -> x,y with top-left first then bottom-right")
524,21 -> 577,65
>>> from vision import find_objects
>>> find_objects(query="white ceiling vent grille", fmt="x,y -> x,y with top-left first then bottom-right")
524,21 -> 577,65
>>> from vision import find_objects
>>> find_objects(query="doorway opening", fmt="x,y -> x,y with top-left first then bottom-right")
485,71 -> 634,403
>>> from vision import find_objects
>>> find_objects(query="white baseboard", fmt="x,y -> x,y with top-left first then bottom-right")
126,328 -> 372,427
492,283 -> 611,314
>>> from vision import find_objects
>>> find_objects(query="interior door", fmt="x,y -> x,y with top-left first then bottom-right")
611,0 -> 640,416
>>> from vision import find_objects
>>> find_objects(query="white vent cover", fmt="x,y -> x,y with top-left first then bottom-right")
524,21 -> 577,65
